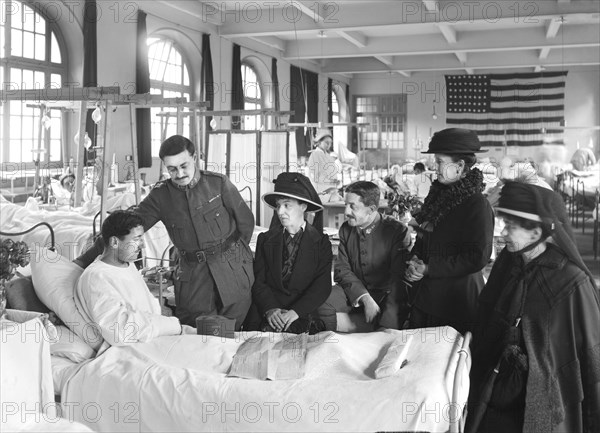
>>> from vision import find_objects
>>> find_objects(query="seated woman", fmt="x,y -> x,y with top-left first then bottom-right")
244,172 -> 332,334
467,182 -> 600,433
75,210 -> 191,351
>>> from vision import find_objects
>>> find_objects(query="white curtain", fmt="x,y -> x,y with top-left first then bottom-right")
259,132 -> 288,227
206,133 -> 228,174
229,132 -> 258,218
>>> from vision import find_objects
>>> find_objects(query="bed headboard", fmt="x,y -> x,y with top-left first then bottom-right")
0,221 -> 55,250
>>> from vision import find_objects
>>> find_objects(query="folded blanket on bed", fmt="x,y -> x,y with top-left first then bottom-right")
228,333 -> 308,380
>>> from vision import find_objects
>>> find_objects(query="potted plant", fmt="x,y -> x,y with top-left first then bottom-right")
0,238 -> 30,319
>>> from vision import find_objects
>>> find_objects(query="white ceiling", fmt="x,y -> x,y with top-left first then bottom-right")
151,0 -> 600,77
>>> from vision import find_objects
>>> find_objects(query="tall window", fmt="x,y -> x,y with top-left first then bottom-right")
241,64 -> 262,131
1,0 -> 65,166
354,94 -> 407,150
147,38 -> 192,157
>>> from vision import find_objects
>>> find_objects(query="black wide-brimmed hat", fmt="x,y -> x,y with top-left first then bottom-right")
262,172 -> 324,212
496,181 -> 597,289
422,128 -> 488,154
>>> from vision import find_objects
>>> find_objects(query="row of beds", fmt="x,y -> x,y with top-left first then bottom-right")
1,192 -> 471,433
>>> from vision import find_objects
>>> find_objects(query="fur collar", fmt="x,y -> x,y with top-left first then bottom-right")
416,168 -> 485,228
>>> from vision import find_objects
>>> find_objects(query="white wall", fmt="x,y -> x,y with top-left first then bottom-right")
351,68 -> 600,169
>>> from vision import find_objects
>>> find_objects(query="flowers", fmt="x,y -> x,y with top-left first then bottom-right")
385,191 -> 422,220
0,238 -> 30,281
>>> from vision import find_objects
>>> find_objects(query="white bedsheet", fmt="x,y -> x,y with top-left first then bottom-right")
60,327 -> 469,432
0,194 -> 170,264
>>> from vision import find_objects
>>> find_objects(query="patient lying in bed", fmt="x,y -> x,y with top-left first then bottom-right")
75,210 -> 190,352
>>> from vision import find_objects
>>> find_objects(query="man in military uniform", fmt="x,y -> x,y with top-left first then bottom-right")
75,135 -> 255,329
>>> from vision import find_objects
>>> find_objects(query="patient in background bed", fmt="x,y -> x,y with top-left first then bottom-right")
75,210 -> 192,350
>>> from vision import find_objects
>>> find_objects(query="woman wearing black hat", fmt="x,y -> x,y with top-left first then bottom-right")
467,182 -> 600,433
404,128 -> 494,334
244,172 -> 332,334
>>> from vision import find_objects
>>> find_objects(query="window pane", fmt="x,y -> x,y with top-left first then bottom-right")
35,33 -> 45,61
22,69 -> 33,87
22,4 -> 35,32
49,139 -> 61,161
23,31 -> 34,58
13,4 -> 23,29
50,32 -> 61,63
11,29 -> 23,56
183,65 -> 189,86
10,140 -> 23,163
50,73 -> 61,87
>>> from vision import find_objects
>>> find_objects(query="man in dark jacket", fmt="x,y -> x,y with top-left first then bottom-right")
75,135 -> 255,330
318,181 -> 411,331
245,172 -> 332,334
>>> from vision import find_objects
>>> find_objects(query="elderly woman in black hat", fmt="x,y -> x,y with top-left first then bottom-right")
404,128 -> 494,334
244,172 -> 332,334
467,181 -> 600,433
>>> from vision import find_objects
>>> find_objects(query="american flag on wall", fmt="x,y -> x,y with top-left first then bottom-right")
445,71 -> 568,147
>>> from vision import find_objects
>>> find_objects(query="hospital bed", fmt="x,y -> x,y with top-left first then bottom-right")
2,223 -> 473,433
0,192 -> 170,264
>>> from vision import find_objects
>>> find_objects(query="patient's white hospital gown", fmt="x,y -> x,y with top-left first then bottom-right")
75,259 -> 181,347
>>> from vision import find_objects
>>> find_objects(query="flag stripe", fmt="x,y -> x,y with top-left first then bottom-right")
445,72 -> 568,147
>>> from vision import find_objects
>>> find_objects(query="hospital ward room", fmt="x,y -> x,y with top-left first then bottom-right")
1,1 -> 600,432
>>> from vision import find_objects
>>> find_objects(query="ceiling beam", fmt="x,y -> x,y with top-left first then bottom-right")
282,25 -> 599,60
375,55 -> 393,66
218,2 -> 599,38
247,36 -> 286,51
337,30 -> 368,48
437,24 -> 457,44
455,52 -> 468,64
539,47 -> 552,59
546,18 -> 563,39
322,47 -> 599,74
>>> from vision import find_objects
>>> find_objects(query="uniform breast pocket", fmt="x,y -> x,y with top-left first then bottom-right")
202,198 -> 230,238
166,222 -> 187,246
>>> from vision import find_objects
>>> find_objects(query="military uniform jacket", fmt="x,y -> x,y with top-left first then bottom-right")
136,170 -> 255,307
334,214 -> 411,305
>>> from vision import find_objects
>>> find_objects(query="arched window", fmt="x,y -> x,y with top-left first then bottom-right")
147,37 -> 192,157
1,0 -> 66,165
241,63 -> 262,131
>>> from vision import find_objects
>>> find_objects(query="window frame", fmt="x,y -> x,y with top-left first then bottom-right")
240,62 -> 263,131
147,37 -> 193,157
1,0 -> 67,167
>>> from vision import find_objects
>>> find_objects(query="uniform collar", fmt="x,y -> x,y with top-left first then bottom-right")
174,167 -> 201,191
358,212 -> 381,236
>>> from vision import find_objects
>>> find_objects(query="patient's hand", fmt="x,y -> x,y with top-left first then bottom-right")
361,295 -> 380,323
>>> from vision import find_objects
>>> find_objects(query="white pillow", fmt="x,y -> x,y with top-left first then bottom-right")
374,334 -> 414,379
30,246 -> 103,351
50,325 -> 96,363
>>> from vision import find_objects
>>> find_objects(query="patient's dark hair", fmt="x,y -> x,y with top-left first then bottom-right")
159,135 -> 196,159
413,162 -> 425,173
101,210 -> 144,244
345,181 -> 380,208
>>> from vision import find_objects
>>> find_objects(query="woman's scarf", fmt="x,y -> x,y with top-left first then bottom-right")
415,168 -> 485,228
